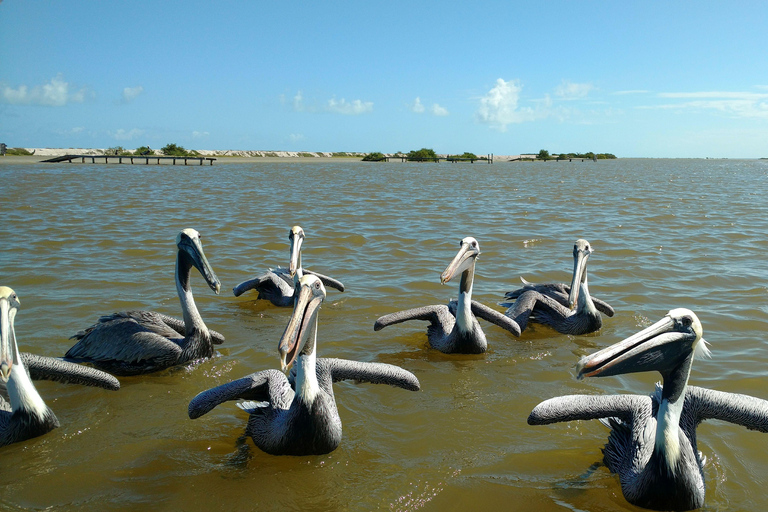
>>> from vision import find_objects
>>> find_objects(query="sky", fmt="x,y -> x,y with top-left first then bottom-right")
1,1 -> 767,158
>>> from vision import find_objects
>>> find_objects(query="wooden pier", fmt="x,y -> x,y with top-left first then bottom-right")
41,154 -> 216,165
384,154 -> 493,163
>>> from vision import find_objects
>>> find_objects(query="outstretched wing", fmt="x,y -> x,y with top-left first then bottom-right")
188,369 -> 292,419
21,353 -> 120,390
686,385 -> 768,432
374,305 -> 453,332
504,279 -> 615,318
469,300 -> 521,336
316,358 -> 420,392
500,290 -> 571,333
232,269 -> 293,304
303,269 -> 345,292
528,394 -> 651,425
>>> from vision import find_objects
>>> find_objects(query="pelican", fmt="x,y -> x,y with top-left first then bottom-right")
528,309 -> 768,511
232,225 -> 345,307
1,287 -> 119,447
189,274 -> 419,456
499,239 -> 614,335
65,228 -> 224,376
374,237 -> 520,354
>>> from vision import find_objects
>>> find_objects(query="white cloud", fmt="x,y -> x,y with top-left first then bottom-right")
1,74 -> 89,106
411,97 -> 425,113
192,131 -> 209,138
431,103 -> 449,116
476,78 -> 540,130
289,133 -> 305,142
555,80 -> 594,99
109,128 -> 144,141
121,85 -> 144,103
326,98 -> 373,115
640,90 -> 768,119
293,90 -> 305,111
613,90 -> 650,95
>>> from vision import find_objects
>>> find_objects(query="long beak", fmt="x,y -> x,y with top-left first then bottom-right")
183,236 -> 221,294
278,283 -> 322,371
576,315 -> 687,379
288,233 -> 303,277
567,249 -> 589,309
441,243 -> 477,284
0,299 -> 15,382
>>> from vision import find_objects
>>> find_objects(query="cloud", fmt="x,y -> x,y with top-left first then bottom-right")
121,85 -> 144,104
109,128 -> 144,141
613,90 -> 650,95
431,103 -> 449,116
293,90 -> 305,111
640,90 -> 768,119
555,80 -> 594,100
289,133 -> 305,142
412,97 -> 449,116
1,74 -> 89,106
411,97 -> 425,113
192,131 -> 209,138
326,98 -> 373,115
476,78 -> 540,130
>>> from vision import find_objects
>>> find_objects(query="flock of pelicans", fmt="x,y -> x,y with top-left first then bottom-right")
3,226 -> 768,510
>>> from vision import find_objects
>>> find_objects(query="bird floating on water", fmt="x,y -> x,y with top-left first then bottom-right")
232,225 -> 345,307
374,237 -> 520,353
65,228 -> 224,376
500,239 -> 614,335
0,287 -> 119,447
528,308 -> 768,511
189,274 -> 419,456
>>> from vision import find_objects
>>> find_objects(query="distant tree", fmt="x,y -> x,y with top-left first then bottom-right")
407,148 -> 438,161
362,152 -> 386,161
537,149 -> 550,160
161,143 -> 189,156
134,146 -> 153,156
448,152 -> 479,160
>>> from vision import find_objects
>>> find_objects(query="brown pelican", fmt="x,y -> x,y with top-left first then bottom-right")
65,228 -> 224,376
374,237 -> 521,354
1,287 -> 119,447
500,239 -> 614,335
189,274 -> 419,455
528,309 -> 768,511
232,225 -> 345,307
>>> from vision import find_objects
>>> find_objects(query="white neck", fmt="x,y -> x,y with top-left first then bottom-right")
455,269 -> 474,333
577,275 -> 598,315
294,326 -> 319,406
8,357 -> 47,420
175,259 -> 207,338
655,395 -> 684,473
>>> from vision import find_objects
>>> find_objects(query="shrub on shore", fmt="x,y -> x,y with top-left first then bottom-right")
362,152 -> 386,161
4,147 -> 34,156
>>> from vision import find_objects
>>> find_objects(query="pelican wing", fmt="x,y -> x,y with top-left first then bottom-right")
686,386 -> 768,432
21,353 -> 120,390
317,358 -> 420,391
469,300 -> 521,336
188,369 -> 292,419
303,269 -> 346,292
374,305 -> 453,331
592,297 -> 615,317
232,269 -> 293,299
150,312 -> 226,345
528,394 -> 650,425
504,281 -> 614,318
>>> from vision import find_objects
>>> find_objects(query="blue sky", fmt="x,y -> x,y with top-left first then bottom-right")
1,1 -> 767,157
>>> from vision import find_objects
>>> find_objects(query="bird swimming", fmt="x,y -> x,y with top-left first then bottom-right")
189,274 -> 419,456
528,308 -> 768,511
374,237 -> 520,353
500,239 -> 614,335
232,225 -> 345,307
0,287 -> 119,447
65,228 -> 224,376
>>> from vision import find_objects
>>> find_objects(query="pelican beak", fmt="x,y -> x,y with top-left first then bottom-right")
441,239 -> 479,284
288,227 -> 304,277
576,310 -> 699,379
278,277 -> 323,371
567,243 -> 591,310
180,232 -> 221,294
0,293 -> 16,383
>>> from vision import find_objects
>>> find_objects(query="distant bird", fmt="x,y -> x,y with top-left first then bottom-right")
374,237 -> 520,353
528,308 -> 768,511
232,225 -> 345,307
189,274 -> 419,456
0,287 -> 119,447
65,228 -> 224,376
500,239 -> 614,335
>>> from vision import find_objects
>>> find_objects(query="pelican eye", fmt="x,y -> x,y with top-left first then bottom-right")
314,281 -> 321,289
681,316 -> 692,328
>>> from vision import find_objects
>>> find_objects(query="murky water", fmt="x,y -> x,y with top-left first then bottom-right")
1,158 -> 768,511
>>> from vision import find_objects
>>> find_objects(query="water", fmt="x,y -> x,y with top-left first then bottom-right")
1,158 -> 768,511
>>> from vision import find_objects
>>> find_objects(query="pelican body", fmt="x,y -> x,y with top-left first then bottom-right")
374,237 -> 520,354
189,275 -> 419,456
500,239 -> 614,335
65,228 -> 223,376
0,287 -> 119,447
232,226 -> 345,307
528,309 -> 768,511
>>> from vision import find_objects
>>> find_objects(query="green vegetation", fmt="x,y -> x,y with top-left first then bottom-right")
407,148 -> 438,161
4,147 -> 34,156
161,143 -> 192,156
448,152 -> 485,161
534,149 -> 617,161
105,146 -> 132,156
298,152 -> 316,158
134,146 -> 153,156
362,152 -> 386,161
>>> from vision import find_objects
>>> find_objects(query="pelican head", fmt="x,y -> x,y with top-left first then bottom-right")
567,239 -> 593,309
279,274 -> 326,371
176,228 -> 221,294
0,286 -> 20,383
576,308 -> 709,382
441,237 -> 480,284
288,225 -> 305,277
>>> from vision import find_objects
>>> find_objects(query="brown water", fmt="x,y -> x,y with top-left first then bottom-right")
1,158 -> 768,511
